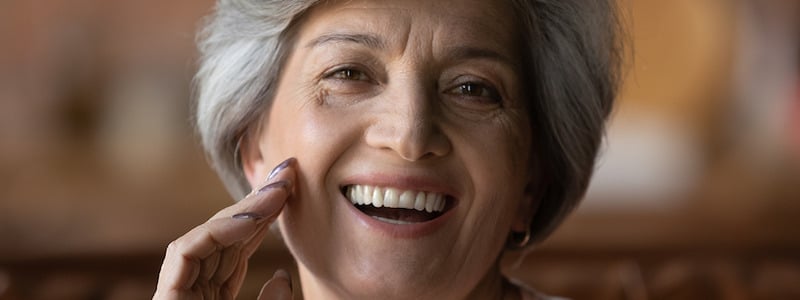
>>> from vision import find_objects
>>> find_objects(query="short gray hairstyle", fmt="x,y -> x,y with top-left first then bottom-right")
195,0 -> 317,200
194,0 -> 624,245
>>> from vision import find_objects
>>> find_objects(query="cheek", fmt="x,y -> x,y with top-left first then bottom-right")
461,130 -> 530,250
297,109 -> 354,175
264,96 -> 362,183
451,114 -> 531,187
450,113 -> 531,220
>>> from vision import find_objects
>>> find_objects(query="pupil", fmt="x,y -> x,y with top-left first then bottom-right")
463,84 -> 477,95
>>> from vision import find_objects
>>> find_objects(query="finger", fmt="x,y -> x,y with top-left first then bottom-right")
208,158 -> 298,285
182,215 -> 264,261
165,157 -> 296,272
225,257 -> 249,297
156,157 -> 297,295
211,242 -> 241,284
242,225 -> 271,262
209,218 -> 273,289
157,216 -> 260,291
199,250 -> 221,282
212,157 -> 297,221
156,243 -> 200,293
258,269 -> 293,300
213,217 -> 273,293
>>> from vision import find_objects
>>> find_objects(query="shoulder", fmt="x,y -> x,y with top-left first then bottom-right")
507,277 -> 571,300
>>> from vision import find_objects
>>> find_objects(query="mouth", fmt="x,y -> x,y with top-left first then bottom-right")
341,185 -> 453,225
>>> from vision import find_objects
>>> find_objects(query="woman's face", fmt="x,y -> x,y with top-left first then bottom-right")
245,0 -> 535,298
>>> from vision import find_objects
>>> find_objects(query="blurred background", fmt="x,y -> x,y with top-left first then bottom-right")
0,0 -> 798,299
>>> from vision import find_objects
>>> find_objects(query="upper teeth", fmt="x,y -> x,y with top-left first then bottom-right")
346,185 -> 446,213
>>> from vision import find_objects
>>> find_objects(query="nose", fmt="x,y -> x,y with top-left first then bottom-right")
364,81 -> 451,161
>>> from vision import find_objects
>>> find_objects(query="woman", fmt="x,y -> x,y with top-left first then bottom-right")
155,0 -> 623,299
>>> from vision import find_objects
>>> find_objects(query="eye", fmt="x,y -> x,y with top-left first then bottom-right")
325,67 -> 371,82
446,81 -> 502,104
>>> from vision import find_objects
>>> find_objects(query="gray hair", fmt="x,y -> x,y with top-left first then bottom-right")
195,0 -> 317,200
194,0 -> 624,245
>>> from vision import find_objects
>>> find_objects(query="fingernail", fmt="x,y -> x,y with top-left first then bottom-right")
274,269 -> 290,280
267,157 -> 295,180
257,180 -> 290,195
274,269 -> 292,290
232,212 -> 264,220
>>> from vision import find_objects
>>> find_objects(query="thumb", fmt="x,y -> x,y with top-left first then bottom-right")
258,269 -> 293,300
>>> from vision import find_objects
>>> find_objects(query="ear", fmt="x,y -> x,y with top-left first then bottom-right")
511,176 -> 540,233
239,131 -> 270,189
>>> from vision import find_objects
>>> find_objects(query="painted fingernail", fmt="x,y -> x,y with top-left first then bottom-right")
257,180 -> 289,195
232,212 -> 264,220
267,157 -> 295,180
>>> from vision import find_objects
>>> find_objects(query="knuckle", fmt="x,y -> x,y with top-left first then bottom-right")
165,240 -> 180,255
172,238 -> 190,254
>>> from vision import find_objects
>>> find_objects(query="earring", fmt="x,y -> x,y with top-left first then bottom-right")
509,227 -> 532,249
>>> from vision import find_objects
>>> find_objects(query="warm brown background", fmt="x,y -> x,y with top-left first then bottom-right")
1,0 -> 799,299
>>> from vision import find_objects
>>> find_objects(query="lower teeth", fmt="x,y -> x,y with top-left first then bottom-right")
372,216 -> 415,225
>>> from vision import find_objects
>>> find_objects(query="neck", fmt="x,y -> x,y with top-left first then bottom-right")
296,262 -> 519,300
464,264 -> 504,300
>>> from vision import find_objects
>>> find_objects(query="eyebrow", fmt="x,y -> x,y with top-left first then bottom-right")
305,32 -> 516,70
305,33 -> 386,49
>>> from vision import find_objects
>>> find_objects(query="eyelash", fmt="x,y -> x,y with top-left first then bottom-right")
445,81 -> 502,104
324,67 -> 371,82
322,66 -> 503,105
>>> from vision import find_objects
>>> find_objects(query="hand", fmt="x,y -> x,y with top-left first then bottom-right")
154,158 -> 297,300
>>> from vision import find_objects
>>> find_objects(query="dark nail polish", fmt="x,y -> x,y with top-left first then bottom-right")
232,212 -> 264,220
257,180 -> 289,195
267,157 -> 295,180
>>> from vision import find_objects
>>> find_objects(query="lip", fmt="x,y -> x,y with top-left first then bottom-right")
339,173 -> 460,238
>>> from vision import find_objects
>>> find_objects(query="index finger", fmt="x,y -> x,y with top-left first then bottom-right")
213,157 -> 297,221
156,158 -> 297,291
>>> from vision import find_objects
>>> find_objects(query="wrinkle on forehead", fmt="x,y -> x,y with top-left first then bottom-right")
300,0 -> 520,60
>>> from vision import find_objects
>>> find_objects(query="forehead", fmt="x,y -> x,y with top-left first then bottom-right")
296,0 -> 520,54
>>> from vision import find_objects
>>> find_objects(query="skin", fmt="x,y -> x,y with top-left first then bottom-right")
156,0 -> 537,299
154,160 -> 297,299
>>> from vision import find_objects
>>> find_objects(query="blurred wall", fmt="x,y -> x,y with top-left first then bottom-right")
0,0 -> 226,261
